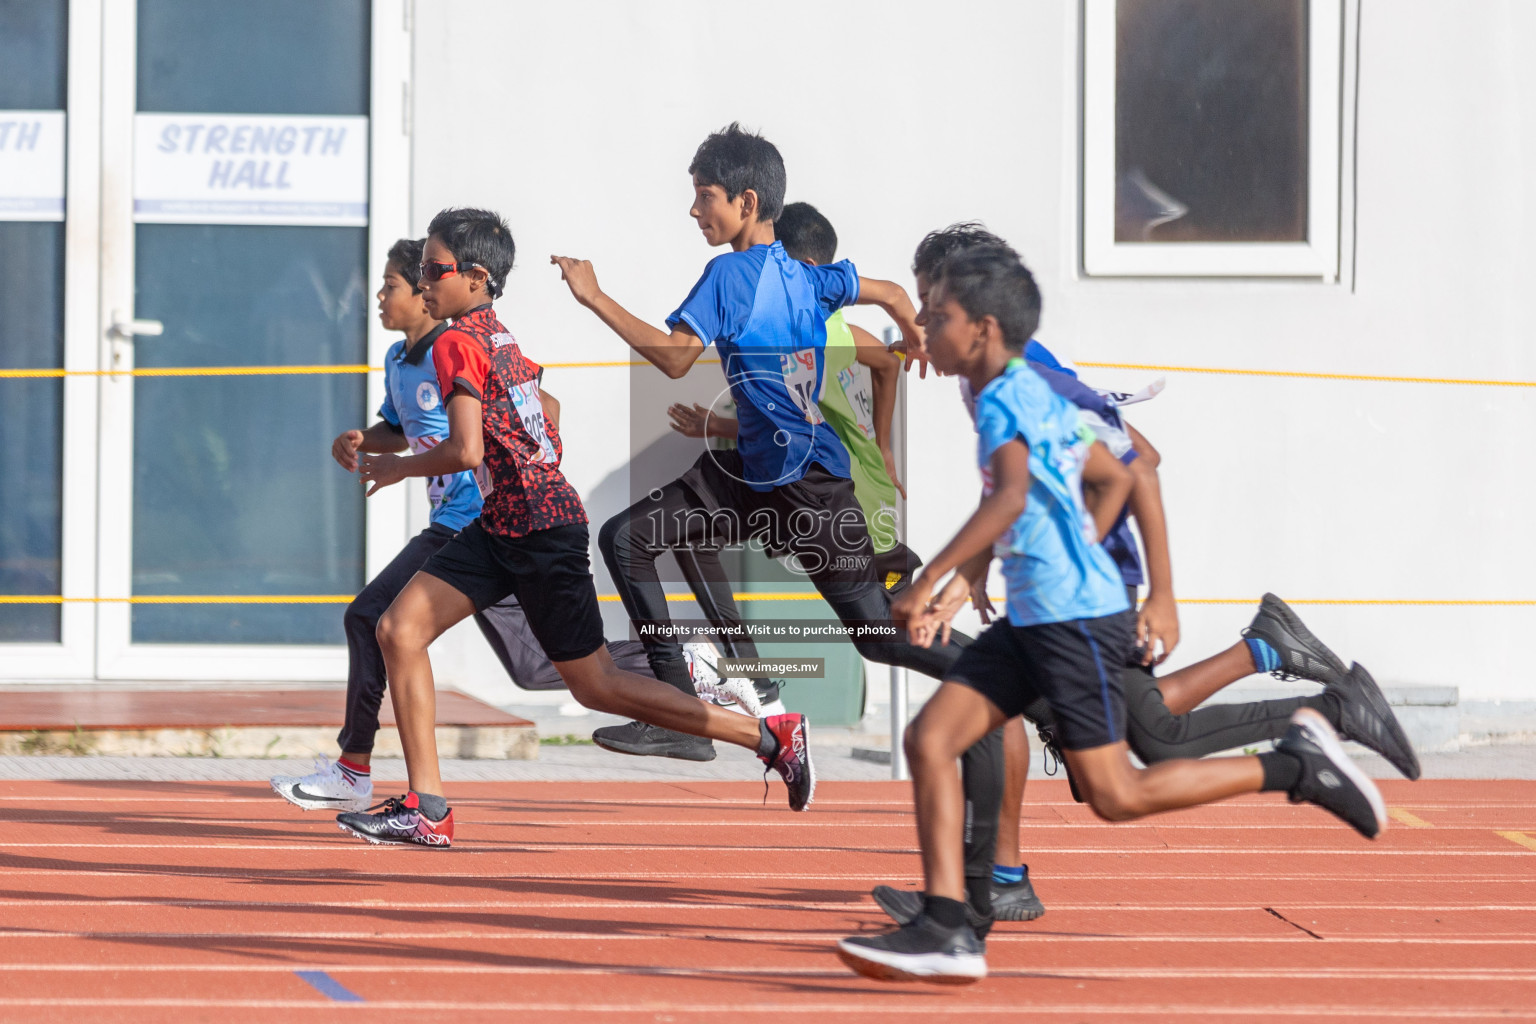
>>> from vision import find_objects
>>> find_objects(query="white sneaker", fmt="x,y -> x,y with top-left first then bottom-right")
271,758 -> 372,812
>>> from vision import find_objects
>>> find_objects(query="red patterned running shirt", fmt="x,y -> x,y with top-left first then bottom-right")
431,305 -> 588,537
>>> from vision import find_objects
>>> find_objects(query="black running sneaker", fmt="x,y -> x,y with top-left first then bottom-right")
1327,662 -> 1421,780
1276,708 -> 1387,839
592,720 -> 716,761
336,792 -> 454,847
991,873 -> 1046,921
1242,593 -> 1349,685
838,914 -> 987,984
760,713 -> 815,811
870,886 -> 996,938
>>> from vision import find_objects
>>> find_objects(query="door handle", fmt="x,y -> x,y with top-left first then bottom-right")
109,312 -> 164,339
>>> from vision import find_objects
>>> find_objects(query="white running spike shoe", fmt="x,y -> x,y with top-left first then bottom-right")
270,758 -> 372,812
685,641 -> 767,717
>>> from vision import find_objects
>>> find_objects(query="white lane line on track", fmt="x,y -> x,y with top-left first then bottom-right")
0,1000 -> 1526,1017
13,819 -> 1533,832
1,964 -> 1536,982
2,899 -> 1534,912
7,796 -> 1531,809
2,929 -> 1535,944
3,843 -> 1530,854
0,868 -> 1527,882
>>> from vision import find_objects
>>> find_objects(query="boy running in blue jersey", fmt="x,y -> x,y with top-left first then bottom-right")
646,201 -> 920,728
551,124 -> 971,759
837,244 -> 1387,984
869,225 -> 1418,934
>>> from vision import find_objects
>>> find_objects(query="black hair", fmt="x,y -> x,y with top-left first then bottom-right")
688,122 -> 786,223
425,207 -> 515,299
385,237 -> 426,292
911,222 -> 1017,280
932,245 -> 1042,352
775,202 -> 837,265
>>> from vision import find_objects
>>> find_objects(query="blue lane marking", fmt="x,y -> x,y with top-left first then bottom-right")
295,970 -> 365,1003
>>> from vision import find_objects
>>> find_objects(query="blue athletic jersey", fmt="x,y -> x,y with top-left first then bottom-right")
1024,339 -> 1075,377
1028,362 -> 1144,587
379,325 -> 482,531
974,360 -> 1129,627
667,241 -> 859,491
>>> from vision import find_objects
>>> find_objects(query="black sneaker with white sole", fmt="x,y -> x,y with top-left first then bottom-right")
870,886 -> 996,938
837,913 -> 987,984
1277,707 -> 1388,839
591,720 -> 716,761
1326,662 -> 1421,780
1242,593 -> 1349,685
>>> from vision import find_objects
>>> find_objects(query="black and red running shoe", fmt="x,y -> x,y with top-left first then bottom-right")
760,713 -> 815,811
336,792 -> 454,847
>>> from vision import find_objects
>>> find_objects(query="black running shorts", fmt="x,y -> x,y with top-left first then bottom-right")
420,520 -> 606,663
948,610 -> 1135,751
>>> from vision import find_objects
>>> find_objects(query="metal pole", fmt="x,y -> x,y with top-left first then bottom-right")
890,665 -> 909,780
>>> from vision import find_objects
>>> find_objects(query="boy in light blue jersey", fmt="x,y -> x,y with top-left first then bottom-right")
837,244 -> 1389,985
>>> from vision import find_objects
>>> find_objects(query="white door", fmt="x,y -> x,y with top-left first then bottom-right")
88,0 -> 410,681
0,1 -> 98,679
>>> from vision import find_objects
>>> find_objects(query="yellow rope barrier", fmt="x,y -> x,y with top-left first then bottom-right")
1075,360 -> 1536,389
0,358 -> 720,378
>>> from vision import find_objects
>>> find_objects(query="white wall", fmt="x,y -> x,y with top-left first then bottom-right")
415,0 -> 1535,706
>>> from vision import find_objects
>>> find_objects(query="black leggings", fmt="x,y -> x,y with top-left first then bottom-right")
1122,665 -> 1337,763
598,470 -> 1001,879
596,473 -> 963,694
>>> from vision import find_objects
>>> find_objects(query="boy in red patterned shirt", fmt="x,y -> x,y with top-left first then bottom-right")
337,208 -> 814,847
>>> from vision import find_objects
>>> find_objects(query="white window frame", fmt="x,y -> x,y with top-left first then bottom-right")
1082,0 -> 1343,279
88,0 -> 411,682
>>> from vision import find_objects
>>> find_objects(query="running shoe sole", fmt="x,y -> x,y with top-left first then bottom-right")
835,940 -> 986,984
1331,662 -> 1421,781
334,819 -> 452,848
1283,707 -> 1388,839
592,731 -> 717,762
270,778 -> 370,813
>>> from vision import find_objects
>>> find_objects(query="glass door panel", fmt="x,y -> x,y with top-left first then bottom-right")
97,0 -> 379,677
131,223 -> 367,644
0,2 -> 67,644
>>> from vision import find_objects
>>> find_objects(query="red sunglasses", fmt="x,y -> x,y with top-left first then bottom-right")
419,259 -> 487,282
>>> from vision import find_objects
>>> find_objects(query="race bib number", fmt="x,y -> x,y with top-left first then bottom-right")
836,362 -> 877,440
780,349 -> 824,425
509,379 -> 558,464
407,434 -> 451,508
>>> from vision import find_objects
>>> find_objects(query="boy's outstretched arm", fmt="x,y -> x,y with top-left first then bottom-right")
849,324 -> 905,498
853,277 -> 927,374
356,391 -> 484,496
1124,422 -> 1178,663
550,256 -> 705,379
891,438 -> 1032,644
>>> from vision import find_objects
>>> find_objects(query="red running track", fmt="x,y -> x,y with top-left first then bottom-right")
0,778 -> 1533,1022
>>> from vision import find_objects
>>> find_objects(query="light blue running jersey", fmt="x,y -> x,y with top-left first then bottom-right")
973,360 -> 1129,627
667,241 -> 859,491
379,325 -> 482,531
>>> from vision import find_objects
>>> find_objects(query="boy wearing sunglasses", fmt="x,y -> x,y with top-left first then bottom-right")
273,237 -> 594,817
337,207 -> 817,847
